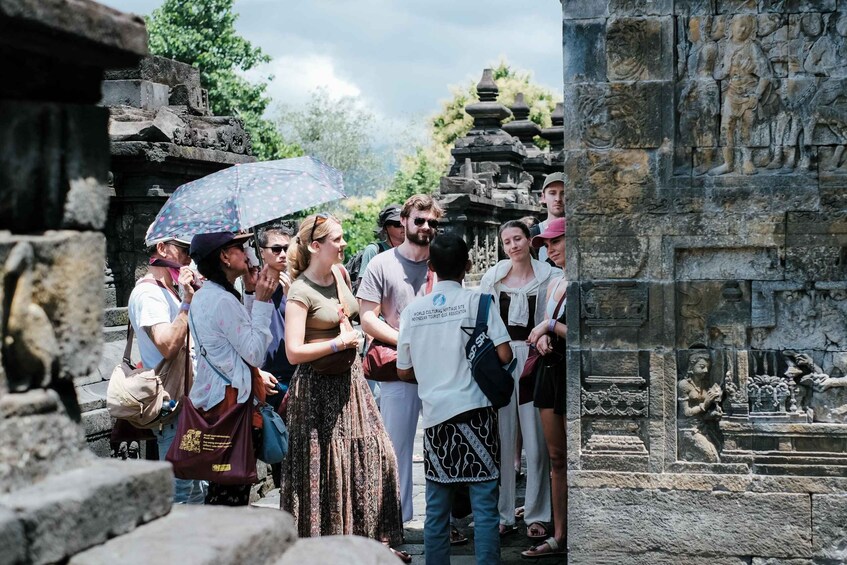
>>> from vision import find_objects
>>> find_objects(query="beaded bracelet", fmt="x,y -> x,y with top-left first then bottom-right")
548,318 -> 557,333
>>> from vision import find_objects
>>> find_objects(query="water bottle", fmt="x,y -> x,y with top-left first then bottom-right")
160,398 -> 176,417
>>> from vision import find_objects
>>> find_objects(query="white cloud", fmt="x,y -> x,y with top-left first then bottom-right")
245,54 -> 362,108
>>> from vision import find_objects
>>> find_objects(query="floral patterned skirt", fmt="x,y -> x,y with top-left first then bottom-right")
280,357 -> 403,546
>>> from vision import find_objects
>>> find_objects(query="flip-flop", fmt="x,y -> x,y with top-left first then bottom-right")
526,521 -> 551,541
390,548 -> 413,563
450,525 -> 469,546
521,537 -> 567,559
499,523 -> 519,538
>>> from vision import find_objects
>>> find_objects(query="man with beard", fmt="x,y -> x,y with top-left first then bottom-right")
357,194 -> 443,525
128,230 -> 205,503
533,172 -> 565,264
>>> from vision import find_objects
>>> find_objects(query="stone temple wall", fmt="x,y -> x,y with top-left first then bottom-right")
562,1 -> 847,563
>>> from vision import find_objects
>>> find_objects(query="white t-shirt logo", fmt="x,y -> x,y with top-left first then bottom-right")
432,293 -> 446,306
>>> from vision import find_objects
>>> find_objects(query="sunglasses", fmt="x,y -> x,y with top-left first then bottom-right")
309,212 -> 331,242
413,217 -> 440,229
169,242 -> 190,252
385,221 -> 402,229
261,245 -> 289,255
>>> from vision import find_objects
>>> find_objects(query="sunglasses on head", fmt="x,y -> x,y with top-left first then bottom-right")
261,245 -> 289,255
309,212 -> 332,242
413,217 -> 440,229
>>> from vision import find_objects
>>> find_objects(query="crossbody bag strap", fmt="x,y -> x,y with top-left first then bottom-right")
331,264 -> 354,333
123,322 -> 135,365
188,311 -> 233,386
552,280 -> 567,321
476,294 -> 492,330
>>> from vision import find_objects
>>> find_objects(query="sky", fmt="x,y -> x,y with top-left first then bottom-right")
100,0 -> 563,137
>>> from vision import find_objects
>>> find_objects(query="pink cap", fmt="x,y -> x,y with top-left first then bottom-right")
531,217 -> 566,248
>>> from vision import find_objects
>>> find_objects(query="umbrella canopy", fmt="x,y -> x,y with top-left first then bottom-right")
145,156 -> 345,245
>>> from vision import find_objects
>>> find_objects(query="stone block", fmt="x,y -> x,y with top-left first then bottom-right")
103,307 -> 129,328
564,82 -> 673,150
0,390 -> 90,493
563,19 -> 607,83
276,535 -> 398,565
609,0 -> 673,15
760,0 -> 837,12
0,506 -> 24,565
0,102 -> 110,232
717,0 -> 758,13
606,17 -> 673,81
562,0 -> 607,19
105,56 -> 200,90
569,551 -> 747,564
0,459 -> 171,564
100,80 -> 169,110
674,1 -> 716,15
0,232 -> 106,383
569,488 -> 812,557
578,237 -> 648,279
674,246 -> 783,281
812,494 -> 847,561
69,505 -> 296,565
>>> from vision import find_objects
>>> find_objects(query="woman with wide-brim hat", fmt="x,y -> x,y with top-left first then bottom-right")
522,217 -> 568,559
187,231 -> 281,505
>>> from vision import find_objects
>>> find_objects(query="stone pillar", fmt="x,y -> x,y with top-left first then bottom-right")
563,2 -> 847,563
438,70 -> 541,284
503,92 -> 550,197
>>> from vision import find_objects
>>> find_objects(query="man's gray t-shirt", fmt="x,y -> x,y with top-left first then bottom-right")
356,248 -> 429,330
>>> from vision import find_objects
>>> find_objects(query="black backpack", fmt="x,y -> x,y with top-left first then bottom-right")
464,294 -> 516,409
346,240 -> 390,294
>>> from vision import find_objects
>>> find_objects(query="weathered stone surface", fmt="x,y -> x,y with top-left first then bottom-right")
0,103 -> 110,232
276,535 -> 398,565
570,488 -> 811,557
811,494 -> 847,561
0,232 -> 105,383
606,17 -> 673,81
101,79 -> 169,110
0,506 -> 24,565
0,459 -> 171,564
69,505 -> 296,565
569,551 -> 747,565
105,55 -> 199,89
562,19 -> 607,83
0,390 -> 90,492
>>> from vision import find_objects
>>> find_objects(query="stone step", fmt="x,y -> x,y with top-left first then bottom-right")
0,459 -> 172,565
70,504 -> 297,565
275,535 -> 398,565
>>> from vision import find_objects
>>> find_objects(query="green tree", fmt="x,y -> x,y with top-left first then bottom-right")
147,0 -> 301,160
278,88 -> 389,198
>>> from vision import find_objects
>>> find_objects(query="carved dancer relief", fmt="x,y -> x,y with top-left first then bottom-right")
678,350 -> 733,463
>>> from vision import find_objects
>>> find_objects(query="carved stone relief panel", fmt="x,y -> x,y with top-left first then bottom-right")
677,349 -> 733,462
606,17 -> 673,81
581,281 -> 648,327
674,9 -> 847,177
676,280 -> 751,350
581,350 -> 649,457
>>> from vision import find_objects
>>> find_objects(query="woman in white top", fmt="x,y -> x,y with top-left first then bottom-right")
479,220 -> 558,540
187,231 -> 280,506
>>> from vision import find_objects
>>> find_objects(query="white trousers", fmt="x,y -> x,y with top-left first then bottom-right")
380,379 -> 422,523
498,340 -> 552,526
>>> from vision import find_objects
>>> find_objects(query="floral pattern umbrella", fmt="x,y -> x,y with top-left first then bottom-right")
145,156 -> 345,245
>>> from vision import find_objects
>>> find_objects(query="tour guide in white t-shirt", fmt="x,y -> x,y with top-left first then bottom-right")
397,234 -> 512,565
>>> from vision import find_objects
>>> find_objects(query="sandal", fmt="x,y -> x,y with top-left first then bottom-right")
521,537 -> 567,559
390,548 -> 413,563
499,523 -> 519,537
450,525 -> 469,546
526,521 -> 551,541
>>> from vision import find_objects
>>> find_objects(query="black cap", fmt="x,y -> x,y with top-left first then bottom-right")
378,204 -> 402,227
189,232 -> 253,262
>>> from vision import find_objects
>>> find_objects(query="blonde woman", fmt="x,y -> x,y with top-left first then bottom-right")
280,213 -> 407,562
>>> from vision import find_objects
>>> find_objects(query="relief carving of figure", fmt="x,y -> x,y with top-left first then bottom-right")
803,13 -> 847,77
784,351 -> 847,423
710,15 -> 773,176
678,17 -> 721,174
678,351 -> 729,463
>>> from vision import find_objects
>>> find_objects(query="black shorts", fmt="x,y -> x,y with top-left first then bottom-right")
533,354 -> 565,415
